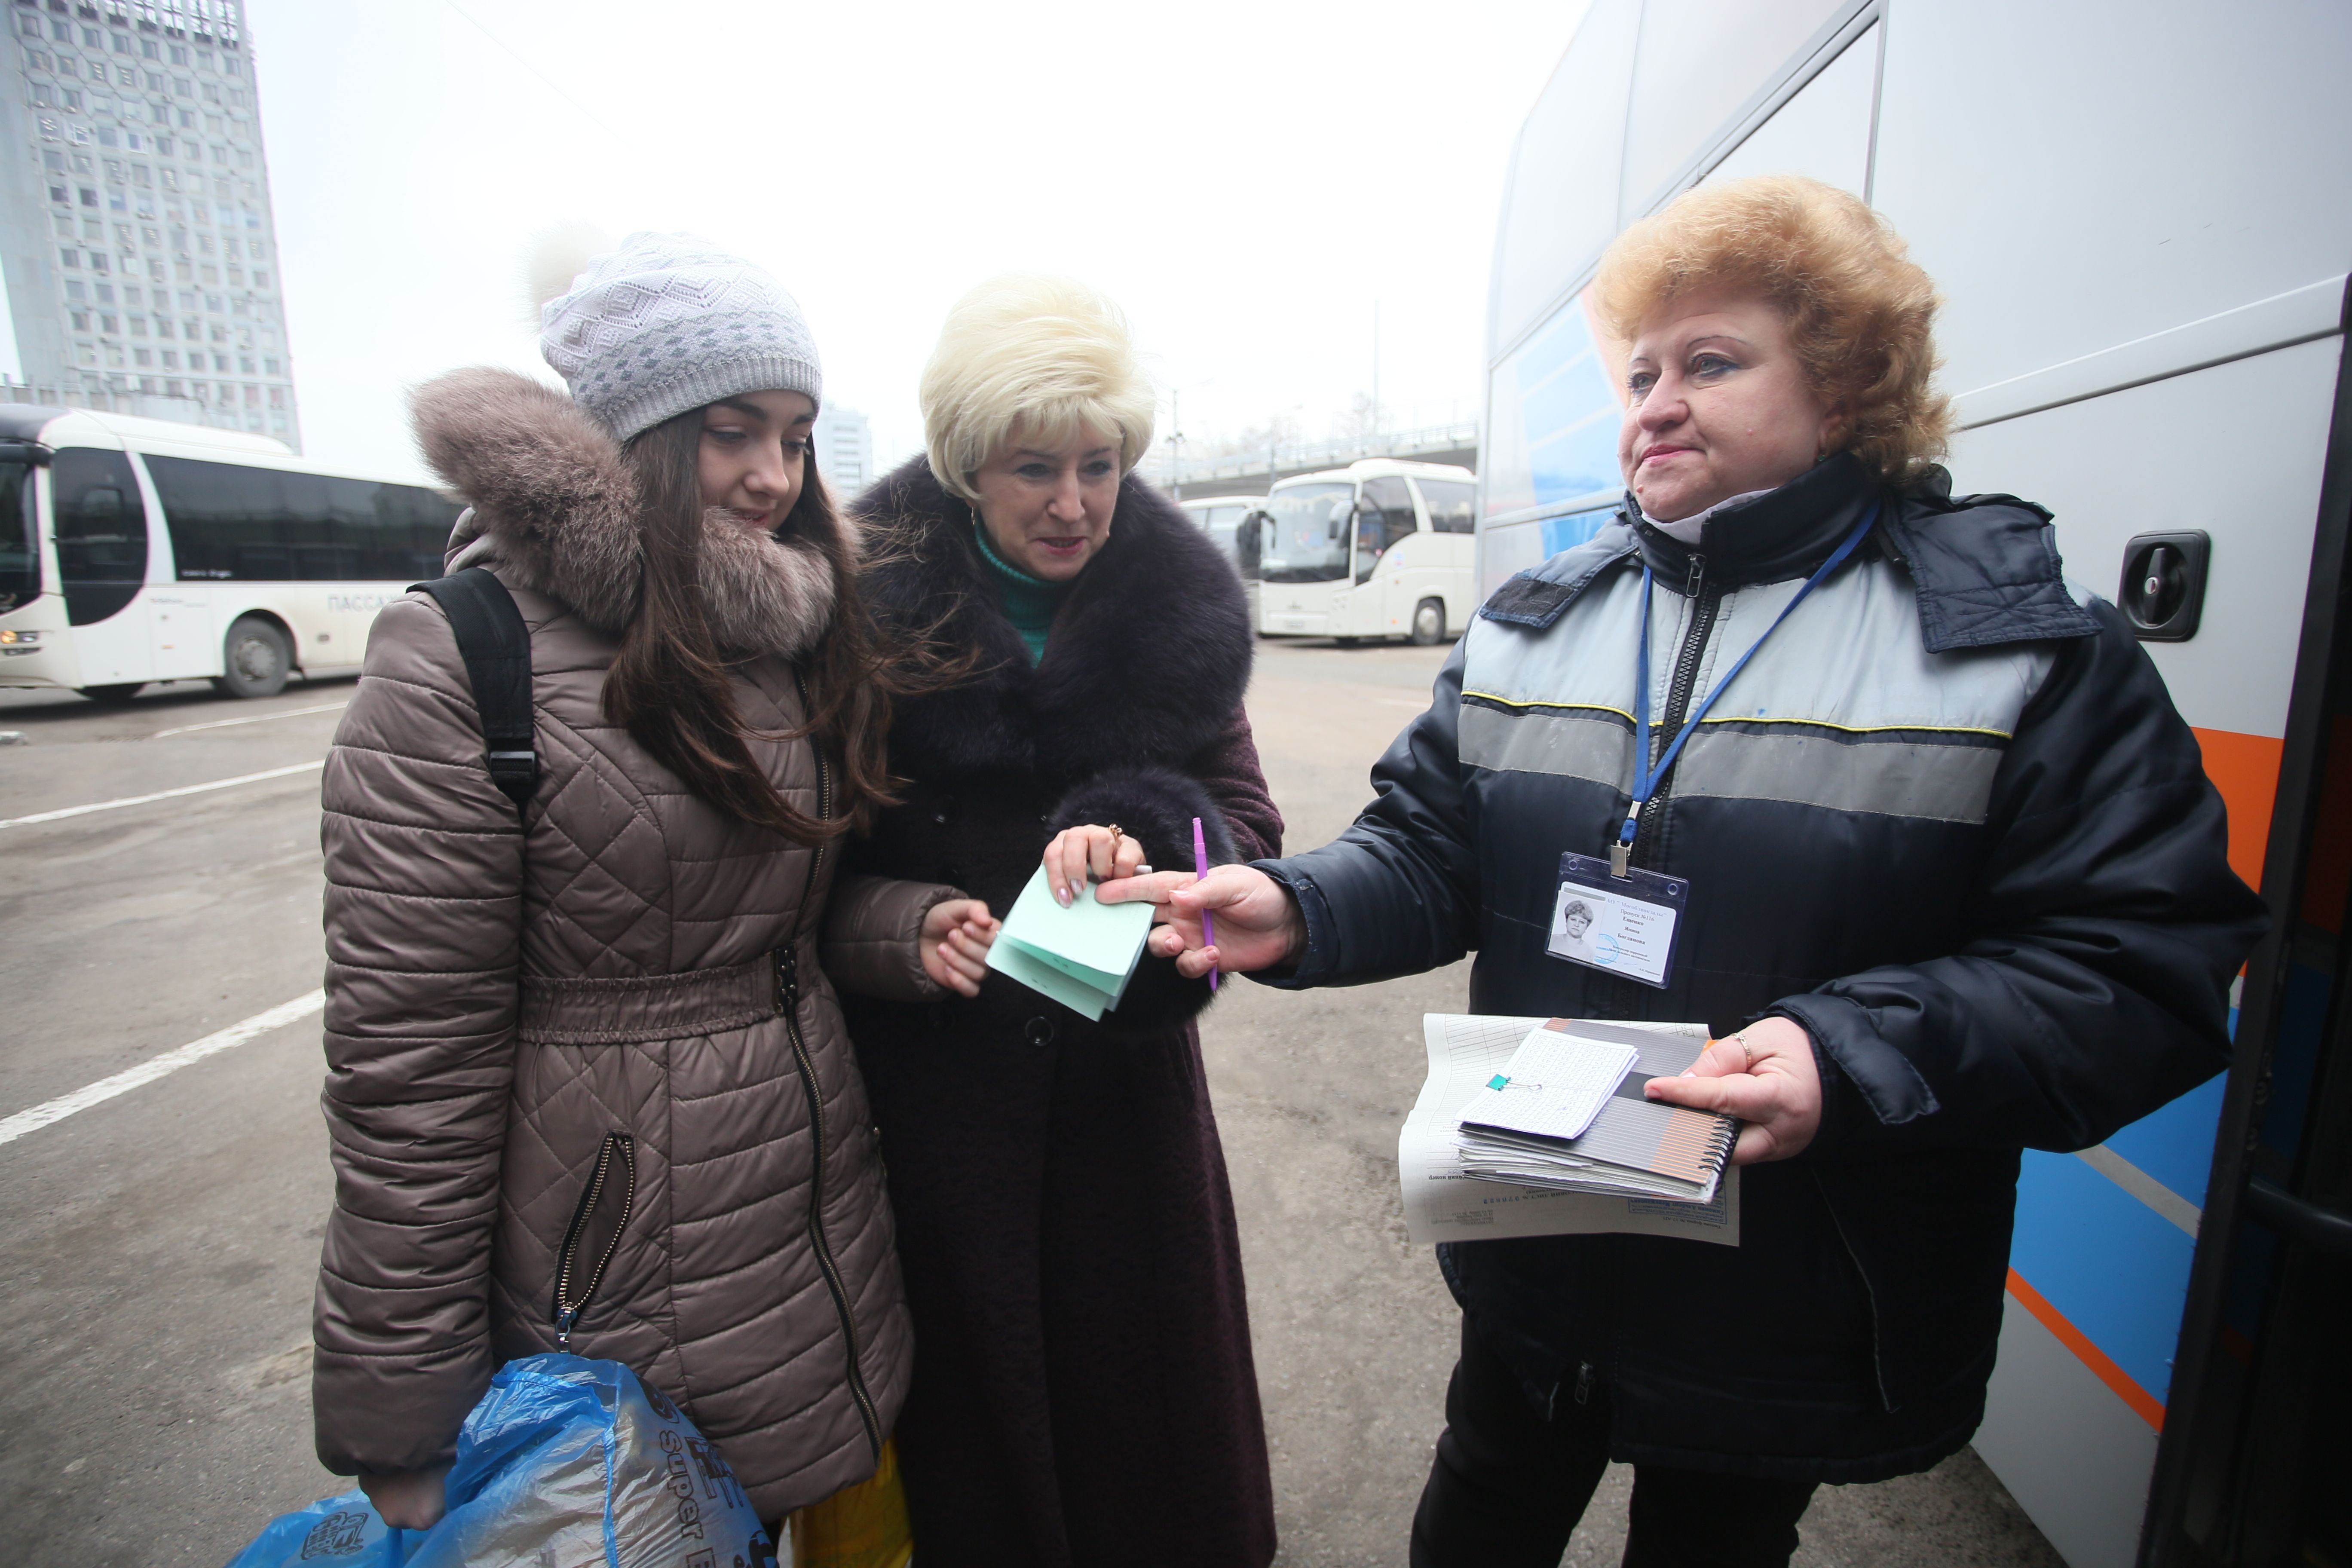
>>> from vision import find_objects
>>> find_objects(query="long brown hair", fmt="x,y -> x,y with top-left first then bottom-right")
599,408 -> 906,844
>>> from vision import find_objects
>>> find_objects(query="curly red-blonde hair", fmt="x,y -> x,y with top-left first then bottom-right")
1593,175 -> 1951,482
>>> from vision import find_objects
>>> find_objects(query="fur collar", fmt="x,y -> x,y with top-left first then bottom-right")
854,457 -> 1252,786
410,367 -> 846,658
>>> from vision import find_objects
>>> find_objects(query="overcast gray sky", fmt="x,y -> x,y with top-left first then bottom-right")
226,0 -> 1590,480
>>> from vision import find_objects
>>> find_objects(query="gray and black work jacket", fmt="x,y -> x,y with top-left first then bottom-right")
1254,452 -> 2266,1482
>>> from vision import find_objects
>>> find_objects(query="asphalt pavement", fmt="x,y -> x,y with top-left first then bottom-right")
0,650 -> 2067,1567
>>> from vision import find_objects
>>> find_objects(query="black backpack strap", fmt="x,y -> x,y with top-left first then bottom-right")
411,566 -> 539,812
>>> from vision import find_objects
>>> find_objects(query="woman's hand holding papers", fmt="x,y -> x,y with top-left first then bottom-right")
1097,864 -> 1307,978
922,898 -> 1000,998
1642,1018 -> 1822,1164
1043,824 -> 1150,906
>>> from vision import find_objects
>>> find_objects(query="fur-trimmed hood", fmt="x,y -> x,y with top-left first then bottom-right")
408,366 -> 851,658
853,456 -> 1253,787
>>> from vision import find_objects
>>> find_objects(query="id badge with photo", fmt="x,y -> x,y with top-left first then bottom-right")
1545,852 -> 1689,990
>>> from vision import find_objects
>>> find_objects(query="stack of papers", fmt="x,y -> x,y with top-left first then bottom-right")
1453,1019 -> 1736,1204
983,866 -> 1154,1021
1400,1015 -> 1742,1247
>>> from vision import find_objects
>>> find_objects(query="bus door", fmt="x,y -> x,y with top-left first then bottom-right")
126,456 -> 217,683
1351,476 -> 1419,635
49,448 -> 154,688
2145,423 -> 2352,1567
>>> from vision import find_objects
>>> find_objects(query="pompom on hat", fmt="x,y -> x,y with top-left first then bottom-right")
536,230 -> 821,441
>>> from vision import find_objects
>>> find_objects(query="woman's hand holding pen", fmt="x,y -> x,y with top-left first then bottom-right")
1642,1018 -> 1822,1164
1099,864 -> 1307,977
922,898 -> 998,997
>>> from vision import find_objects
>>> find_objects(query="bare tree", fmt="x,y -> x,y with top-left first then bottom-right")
1183,410 -> 1306,461
1330,392 -> 1381,444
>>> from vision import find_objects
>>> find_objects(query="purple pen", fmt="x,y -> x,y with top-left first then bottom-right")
1191,816 -> 1217,991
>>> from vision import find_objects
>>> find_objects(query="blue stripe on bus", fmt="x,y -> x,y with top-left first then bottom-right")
2010,1149 -> 2199,1405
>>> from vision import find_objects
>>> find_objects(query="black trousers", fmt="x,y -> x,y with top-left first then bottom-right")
1410,1318 -> 1817,1568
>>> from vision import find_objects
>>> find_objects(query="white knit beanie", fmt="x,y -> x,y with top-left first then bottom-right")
537,231 -> 822,441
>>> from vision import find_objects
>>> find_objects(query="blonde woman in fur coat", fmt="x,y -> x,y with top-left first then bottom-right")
309,234 -> 998,1532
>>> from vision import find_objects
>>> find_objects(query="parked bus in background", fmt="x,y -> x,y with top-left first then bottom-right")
1256,458 -> 1476,645
1177,493 -> 1266,627
1478,5 -> 2352,1566
0,405 -> 460,703
1175,493 -> 1261,566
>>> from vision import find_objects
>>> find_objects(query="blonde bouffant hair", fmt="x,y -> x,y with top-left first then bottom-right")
1593,175 -> 1951,482
919,273 -> 1158,503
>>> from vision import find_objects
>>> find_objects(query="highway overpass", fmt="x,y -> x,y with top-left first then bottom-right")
1154,420 -> 1478,499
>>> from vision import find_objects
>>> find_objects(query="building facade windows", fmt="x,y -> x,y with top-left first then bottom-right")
6,1 -> 297,445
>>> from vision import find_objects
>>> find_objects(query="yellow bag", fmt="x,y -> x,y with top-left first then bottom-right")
787,1437 -> 914,1568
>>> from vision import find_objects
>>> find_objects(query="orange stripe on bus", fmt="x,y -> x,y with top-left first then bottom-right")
2005,1268 -> 2166,1431
2189,727 -> 2282,892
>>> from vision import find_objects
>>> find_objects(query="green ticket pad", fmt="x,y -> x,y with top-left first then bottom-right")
985,865 -> 1155,1021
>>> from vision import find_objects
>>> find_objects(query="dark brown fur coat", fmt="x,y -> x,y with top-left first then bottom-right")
838,457 -> 1281,1568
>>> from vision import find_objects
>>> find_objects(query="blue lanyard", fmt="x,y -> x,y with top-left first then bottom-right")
1614,503 -> 1880,872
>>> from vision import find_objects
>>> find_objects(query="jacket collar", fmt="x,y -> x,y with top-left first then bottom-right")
410,367 -> 851,657
1480,454 -> 2100,652
1627,452 -> 1880,594
851,457 -> 1253,784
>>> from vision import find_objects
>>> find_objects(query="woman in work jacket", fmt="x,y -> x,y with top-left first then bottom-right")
1118,176 -> 2269,1566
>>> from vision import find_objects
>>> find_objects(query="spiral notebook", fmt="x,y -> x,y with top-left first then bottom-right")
1400,1015 -> 1743,1247
1453,1018 -> 1737,1204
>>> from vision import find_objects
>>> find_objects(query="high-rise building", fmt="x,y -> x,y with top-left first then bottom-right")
813,402 -> 872,498
0,0 -> 300,449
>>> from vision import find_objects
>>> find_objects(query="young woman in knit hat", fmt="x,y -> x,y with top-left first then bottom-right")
308,232 -> 996,1541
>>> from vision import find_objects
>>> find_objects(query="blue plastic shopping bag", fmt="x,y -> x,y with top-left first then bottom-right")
226,1353 -> 779,1568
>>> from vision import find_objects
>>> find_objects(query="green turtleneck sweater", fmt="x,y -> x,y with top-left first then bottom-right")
974,524 -> 1069,664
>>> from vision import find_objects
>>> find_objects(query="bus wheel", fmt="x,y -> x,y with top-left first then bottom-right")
78,683 -> 145,704
1411,598 -> 1446,646
215,616 -> 292,698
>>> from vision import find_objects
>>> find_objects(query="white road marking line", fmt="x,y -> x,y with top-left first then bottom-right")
0,990 -> 325,1147
149,701 -> 349,738
0,759 -> 324,829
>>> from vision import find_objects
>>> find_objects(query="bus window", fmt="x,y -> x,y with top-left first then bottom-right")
52,448 -> 148,625
1417,479 -> 1478,534
1354,476 -> 1418,582
0,453 -> 37,612
147,456 -> 458,582
1259,483 -> 1353,583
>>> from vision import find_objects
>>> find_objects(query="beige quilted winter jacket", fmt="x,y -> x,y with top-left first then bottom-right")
312,369 -> 952,1520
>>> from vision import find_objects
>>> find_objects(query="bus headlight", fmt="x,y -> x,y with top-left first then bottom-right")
0,629 -> 37,644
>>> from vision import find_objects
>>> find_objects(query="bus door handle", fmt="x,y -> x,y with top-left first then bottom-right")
2242,1175 -> 2352,1257
2119,530 -> 2210,640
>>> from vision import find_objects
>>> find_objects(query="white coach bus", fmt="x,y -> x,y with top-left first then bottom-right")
0,405 -> 459,701
1481,4 -> 2351,1566
1255,458 -> 1478,644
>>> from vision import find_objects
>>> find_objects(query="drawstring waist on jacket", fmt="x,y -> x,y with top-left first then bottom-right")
519,950 -> 795,1045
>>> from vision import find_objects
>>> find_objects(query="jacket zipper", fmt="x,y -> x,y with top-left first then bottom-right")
551,1131 -> 636,1346
780,676 -> 883,1458
1629,551 -> 1718,871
